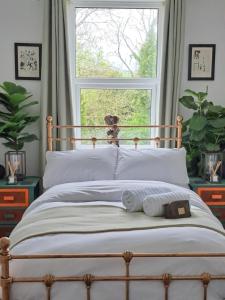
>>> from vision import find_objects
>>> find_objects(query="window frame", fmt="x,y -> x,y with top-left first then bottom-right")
66,0 -> 164,138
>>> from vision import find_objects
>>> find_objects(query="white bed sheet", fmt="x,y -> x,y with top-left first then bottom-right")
5,180 -> 225,300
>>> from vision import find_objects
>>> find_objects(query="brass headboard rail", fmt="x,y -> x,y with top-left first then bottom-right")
46,115 -> 183,151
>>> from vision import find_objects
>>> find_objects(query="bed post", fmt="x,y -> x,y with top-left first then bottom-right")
47,116 -> 53,151
176,115 -> 183,149
0,237 -> 11,300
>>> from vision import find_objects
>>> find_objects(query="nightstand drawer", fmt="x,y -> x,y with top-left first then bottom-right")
196,187 -> 225,205
210,206 -> 225,224
0,189 -> 29,207
0,209 -> 24,223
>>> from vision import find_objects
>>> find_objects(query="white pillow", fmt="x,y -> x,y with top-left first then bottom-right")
43,147 -> 118,189
115,147 -> 189,187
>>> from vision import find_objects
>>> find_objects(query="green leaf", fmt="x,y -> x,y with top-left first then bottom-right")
190,129 -> 206,141
12,111 -> 29,122
3,141 -> 24,151
0,120 -> 26,133
208,105 -> 224,114
9,93 -> 31,106
189,115 -> 207,131
0,82 -> 27,95
7,131 -> 18,139
0,92 -> 9,102
179,96 -> 198,110
198,92 -> 208,101
204,143 -> 220,152
207,127 -> 225,136
184,89 -> 199,97
0,111 -> 11,120
0,93 -> 13,112
24,116 -> 39,123
19,101 -> 38,110
208,118 -> 225,128
183,119 -> 190,126
18,134 -> 38,143
201,100 -> 213,111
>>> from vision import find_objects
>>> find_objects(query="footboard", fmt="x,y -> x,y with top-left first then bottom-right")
1,238 -> 225,300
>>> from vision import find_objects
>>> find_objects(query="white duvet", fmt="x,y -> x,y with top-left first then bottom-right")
5,180 -> 225,300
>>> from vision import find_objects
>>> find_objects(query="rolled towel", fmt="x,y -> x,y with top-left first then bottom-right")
143,191 -> 190,217
122,187 -> 170,212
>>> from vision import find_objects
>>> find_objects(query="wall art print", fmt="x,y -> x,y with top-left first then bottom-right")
14,43 -> 42,80
188,44 -> 216,80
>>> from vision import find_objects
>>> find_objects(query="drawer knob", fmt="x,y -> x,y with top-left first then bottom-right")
3,196 -> 14,201
211,194 -> 223,200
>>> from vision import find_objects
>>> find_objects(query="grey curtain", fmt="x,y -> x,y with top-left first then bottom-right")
40,0 -> 74,173
159,0 -> 185,137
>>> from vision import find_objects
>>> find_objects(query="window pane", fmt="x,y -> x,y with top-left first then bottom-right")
80,89 -> 151,144
76,8 -> 158,78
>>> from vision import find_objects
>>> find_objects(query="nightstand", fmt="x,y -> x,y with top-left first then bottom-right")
0,176 -> 40,237
189,177 -> 225,227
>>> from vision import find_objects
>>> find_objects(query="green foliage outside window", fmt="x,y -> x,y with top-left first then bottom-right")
76,8 -> 158,143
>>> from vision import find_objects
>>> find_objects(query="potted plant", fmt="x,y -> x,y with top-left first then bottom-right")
179,88 -> 225,179
0,81 -> 39,180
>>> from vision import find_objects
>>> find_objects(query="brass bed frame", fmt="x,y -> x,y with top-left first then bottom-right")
46,115 -> 183,150
1,115 -> 225,300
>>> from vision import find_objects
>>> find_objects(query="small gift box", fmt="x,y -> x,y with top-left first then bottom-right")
164,200 -> 191,219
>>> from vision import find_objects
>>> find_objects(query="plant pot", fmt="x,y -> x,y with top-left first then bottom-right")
5,151 -> 26,181
201,152 -> 223,182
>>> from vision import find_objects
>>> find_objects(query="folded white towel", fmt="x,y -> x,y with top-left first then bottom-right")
143,191 -> 190,217
122,187 -> 170,212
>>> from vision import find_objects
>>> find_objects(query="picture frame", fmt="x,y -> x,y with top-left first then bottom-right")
188,44 -> 216,80
14,43 -> 42,80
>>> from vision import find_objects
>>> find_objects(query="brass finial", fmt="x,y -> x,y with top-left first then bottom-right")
162,273 -> 172,287
176,115 -> 183,124
0,237 -> 10,255
122,251 -> 133,264
201,272 -> 211,286
83,274 -> 94,288
47,115 -> 53,123
44,274 -> 55,288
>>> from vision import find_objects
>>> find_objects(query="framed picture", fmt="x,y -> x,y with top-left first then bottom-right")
188,44 -> 216,80
14,43 -> 42,80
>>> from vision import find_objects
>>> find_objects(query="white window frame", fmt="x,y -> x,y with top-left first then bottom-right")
66,0 -> 164,138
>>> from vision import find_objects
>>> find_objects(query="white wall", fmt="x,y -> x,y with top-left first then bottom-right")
180,0 -> 225,118
0,0 -> 44,176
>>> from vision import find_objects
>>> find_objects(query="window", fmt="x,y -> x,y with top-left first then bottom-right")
68,1 -> 164,144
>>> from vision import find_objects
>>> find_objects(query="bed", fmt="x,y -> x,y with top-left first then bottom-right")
1,116 -> 225,300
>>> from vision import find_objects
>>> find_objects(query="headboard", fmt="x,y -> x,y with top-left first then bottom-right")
46,115 -> 183,151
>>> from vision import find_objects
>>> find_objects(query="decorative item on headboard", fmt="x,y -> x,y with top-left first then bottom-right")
104,115 -> 120,147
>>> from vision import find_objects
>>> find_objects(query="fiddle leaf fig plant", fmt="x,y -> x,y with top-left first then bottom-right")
179,88 -> 225,176
0,81 -> 39,151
